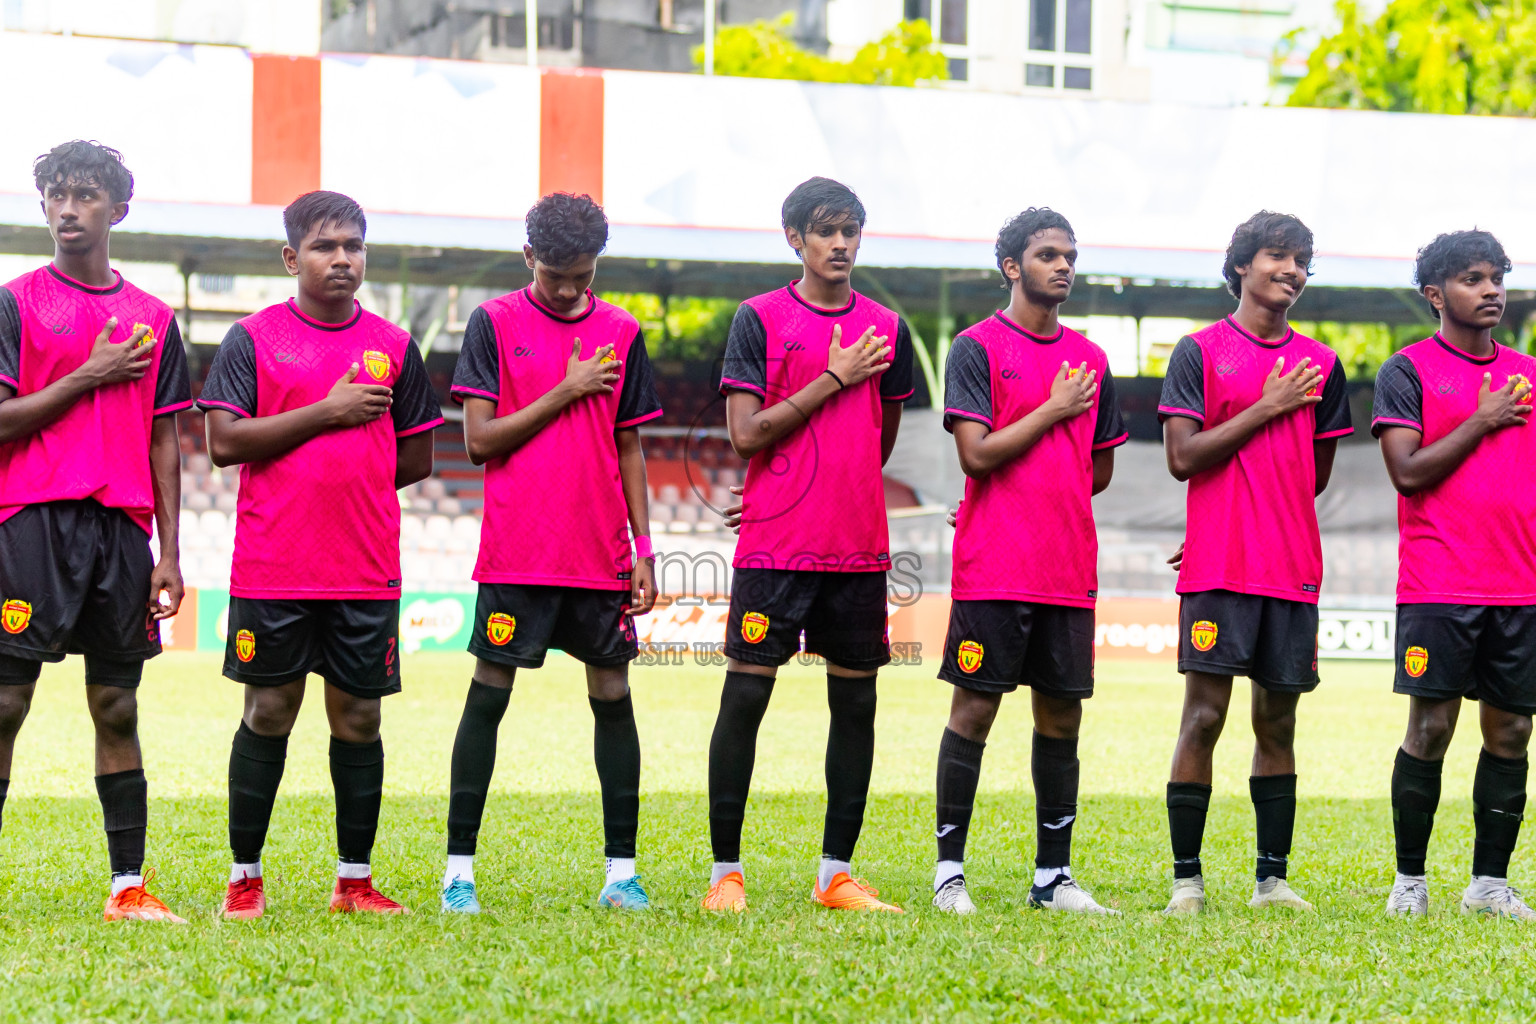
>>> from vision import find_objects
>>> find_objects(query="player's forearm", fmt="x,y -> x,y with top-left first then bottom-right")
149,416 -> 182,558
958,407 -> 1060,478
394,432 -> 434,489
1165,402 -> 1276,481
728,375 -> 840,458
616,428 -> 652,539
880,403 -> 902,466
1385,419 -> 1489,495
464,386 -> 575,464
0,372 -> 97,443
207,403 -> 339,466
1091,448 -> 1115,495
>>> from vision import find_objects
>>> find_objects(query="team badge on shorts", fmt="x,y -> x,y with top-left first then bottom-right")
1404,646 -> 1429,678
1191,620 -> 1218,652
741,611 -> 770,644
957,639 -> 984,674
235,629 -> 256,663
362,350 -> 391,381
1,599 -> 31,634
486,612 -> 516,646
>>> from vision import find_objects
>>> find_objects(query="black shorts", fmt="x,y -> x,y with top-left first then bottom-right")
0,500 -> 160,683
938,599 -> 1094,699
469,583 -> 637,669
1177,589 -> 1319,693
224,597 -> 401,699
1394,603 -> 1536,715
724,568 -> 889,672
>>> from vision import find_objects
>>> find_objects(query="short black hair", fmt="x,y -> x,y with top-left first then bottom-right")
996,207 -> 1075,280
781,177 -> 866,249
283,191 -> 366,250
33,140 -> 134,204
1413,229 -> 1511,319
1223,211 -> 1314,298
525,192 -> 609,267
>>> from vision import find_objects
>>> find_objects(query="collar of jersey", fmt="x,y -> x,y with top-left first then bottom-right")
47,264 -> 124,296
525,286 -> 597,324
787,281 -> 856,317
1224,315 -> 1293,349
285,298 -> 362,331
993,311 -> 1063,344
1433,331 -> 1499,364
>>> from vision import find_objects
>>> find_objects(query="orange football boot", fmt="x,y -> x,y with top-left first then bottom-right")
813,872 -> 903,913
701,871 -> 748,913
103,869 -> 187,923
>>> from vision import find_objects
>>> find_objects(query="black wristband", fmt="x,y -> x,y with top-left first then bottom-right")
823,369 -> 845,389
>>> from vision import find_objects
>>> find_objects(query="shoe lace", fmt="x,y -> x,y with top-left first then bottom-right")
442,879 -> 477,910
1495,885 -> 1528,907
609,877 -> 648,903
225,878 -> 263,912
849,877 -> 881,898
114,868 -> 169,911
934,879 -> 967,907
353,884 -> 403,910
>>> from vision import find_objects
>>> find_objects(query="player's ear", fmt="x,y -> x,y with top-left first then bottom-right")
523,244 -> 537,272
784,226 -> 805,259
1001,256 -> 1022,283
110,201 -> 129,226
1422,284 -> 1444,314
281,245 -> 300,277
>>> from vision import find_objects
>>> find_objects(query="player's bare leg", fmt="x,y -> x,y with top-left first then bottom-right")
0,679 -> 34,863
1248,685 -> 1310,909
1461,703 -> 1534,920
589,663 -> 647,909
1165,671 -> 1232,914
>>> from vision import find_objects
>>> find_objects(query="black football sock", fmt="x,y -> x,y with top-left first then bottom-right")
330,736 -> 384,866
1251,773 -> 1298,881
96,768 -> 147,877
823,673 -> 877,862
591,691 -> 641,859
1472,748 -> 1528,879
1391,748 -> 1442,877
1033,732 -> 1080,872
228,721 -> 289,864
936,727 -> 985,864
708,671 -> 774,862
447,680 -> 512,857
0,777 -> 8,836
1167,781 -> 1212,879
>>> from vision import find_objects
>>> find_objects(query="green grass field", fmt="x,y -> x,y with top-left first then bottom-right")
2,652 -> 1535,1022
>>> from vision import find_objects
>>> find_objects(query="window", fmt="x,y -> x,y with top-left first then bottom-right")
1064,0 -> 1091,53
940,0 -> 967,44
1064,66 -> 1091,89
947,57 -> 969,80
904,0 -> 931,20
1026,64 -> 1055,87
1026,0 -> 1093,91
1029,0 -> 1055,51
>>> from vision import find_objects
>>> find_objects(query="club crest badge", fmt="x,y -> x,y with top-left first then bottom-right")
1,599 -> 31,634
957,639 -> 984,674
741,611 -> 770,644
1191,620 -> 1218,652
486,612 -> 516,646
235,629 -> 256,663
1404,646 -> 1429,678
363,350 -> 391,381
1510,374 -> 1533,405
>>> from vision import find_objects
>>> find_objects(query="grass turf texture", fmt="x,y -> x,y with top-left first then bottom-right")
2,654 -> 1535,1022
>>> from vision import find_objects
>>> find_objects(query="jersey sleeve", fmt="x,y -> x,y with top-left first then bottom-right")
719,305 -> 768,397
196,323 -> 259,418
1158,336 -> 1205,424
615,328 -> 664,428
1371,353 -> 1423,437
942,334 -> 992,432
152,317 -> 194,417
1315,357 -> 1354,439
880,317 -> 916,401
1093,369 -> 1130,449
449,307 -> 500,405
0,287 -> 19,390
391,339 -> 446,437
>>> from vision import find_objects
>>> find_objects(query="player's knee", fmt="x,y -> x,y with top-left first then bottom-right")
330,700 -> 381,744
87,687 -> 139,738
1404,712 -> 1455,760
0,687 -> 31,736
244,684 -> 303,736
1182,702 -> 1226,746
586,666 -> 629,702
948,689 -> 1000,741
1484,713 -> 1533,759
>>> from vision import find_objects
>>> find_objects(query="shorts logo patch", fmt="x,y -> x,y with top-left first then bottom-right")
1,599 -> 31,634
741,611 -> 770,644
957,639 -> 984,674
1405,646 -> 1429,678
363,350 -> 391,381
235,629 -> 256,663
1190,620 -> 1218,652
486,612 -> 516,646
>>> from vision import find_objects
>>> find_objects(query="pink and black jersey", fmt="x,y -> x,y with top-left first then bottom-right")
719,284 -> 914,572
1372,335 -> 1536,605
450,288 -> 662,591
944,314 -> 1128,606
0,265 -> 191,533
1158,317 -> 1353,603
197,300 -> 444,600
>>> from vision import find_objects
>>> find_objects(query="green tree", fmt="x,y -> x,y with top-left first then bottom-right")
698,15 -> 948,86
1285,0 -> 1536,115
600,293 -> 736,362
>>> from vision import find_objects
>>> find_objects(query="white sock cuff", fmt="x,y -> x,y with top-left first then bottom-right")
817,858 -> 851,889
230,862 -> 262,883
710,861 -> 744,886
935,860 -> 964,891
336,861 -> 371,880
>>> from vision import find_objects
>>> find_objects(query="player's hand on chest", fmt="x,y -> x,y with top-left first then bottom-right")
559,335 -> 622,400
821,322 -> 890,389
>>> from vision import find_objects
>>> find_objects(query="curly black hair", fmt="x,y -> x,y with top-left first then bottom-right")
283,191 -> 367,250
995,207 -> 1075,282
1413,229 -> 1511,319
1223,211 -> 1314,298
33,140 -> 134,204
781,177 -> 866,251
526,192 -> 609,267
